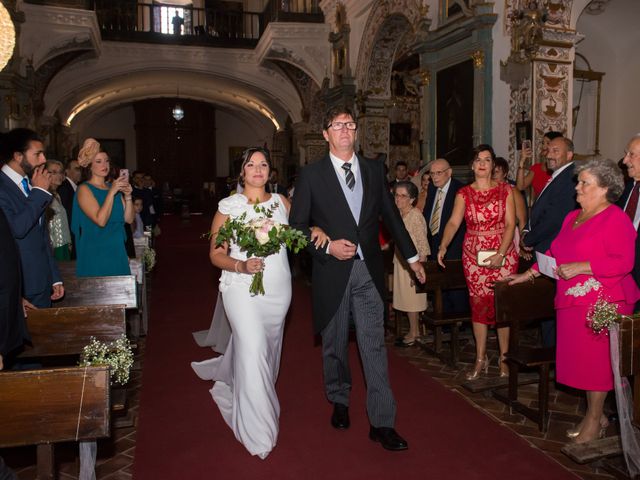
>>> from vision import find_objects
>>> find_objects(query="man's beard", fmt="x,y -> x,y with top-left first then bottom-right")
20,157 -> 34,176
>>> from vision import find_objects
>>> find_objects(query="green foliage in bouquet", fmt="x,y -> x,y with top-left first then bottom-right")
79,335 -> 134,386
215,201 -> 308,295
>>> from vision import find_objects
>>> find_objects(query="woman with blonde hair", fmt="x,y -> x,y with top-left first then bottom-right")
72,138 -> 134,276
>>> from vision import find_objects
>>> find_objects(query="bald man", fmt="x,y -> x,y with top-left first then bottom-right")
422,158 -> 467,312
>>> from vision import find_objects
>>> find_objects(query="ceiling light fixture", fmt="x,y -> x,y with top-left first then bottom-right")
172,86 -> 184,121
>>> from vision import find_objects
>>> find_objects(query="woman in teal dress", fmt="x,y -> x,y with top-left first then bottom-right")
71,138 -> 134,277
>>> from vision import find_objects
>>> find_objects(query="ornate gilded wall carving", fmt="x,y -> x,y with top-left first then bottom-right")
503,0 -> 578,169
354,0 -> 426,162
354,0 -> 423,96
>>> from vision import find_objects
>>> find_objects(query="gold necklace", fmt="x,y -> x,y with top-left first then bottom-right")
574,205 -> 607,226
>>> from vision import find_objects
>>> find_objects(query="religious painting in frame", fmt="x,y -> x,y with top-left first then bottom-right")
441,0 -> 470,21
515,121 -> 532,150
97,139 -> 126,169
436,59 -> 474,167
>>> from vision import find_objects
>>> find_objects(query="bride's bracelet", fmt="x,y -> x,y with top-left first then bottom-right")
234,260 -> 241,273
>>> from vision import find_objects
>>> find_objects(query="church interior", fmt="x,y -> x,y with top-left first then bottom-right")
1,0 -> 640,478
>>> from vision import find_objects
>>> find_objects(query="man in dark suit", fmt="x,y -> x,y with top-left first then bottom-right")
58,159 -> 81,221
423,158 -> 465,259
267,168 -> 287,195
521,136 -> 578,346
0,128 -> 64,308
289,106 -> 425,451
57,159 -> 81,259
423,158 -> 467,312
619,134 -> 640,309
0,207 -> 29,370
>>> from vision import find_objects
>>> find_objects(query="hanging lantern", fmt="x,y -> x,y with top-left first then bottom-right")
172,103 -> 184,121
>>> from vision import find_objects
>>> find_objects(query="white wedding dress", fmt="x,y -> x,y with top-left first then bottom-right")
191,193 -> 292,459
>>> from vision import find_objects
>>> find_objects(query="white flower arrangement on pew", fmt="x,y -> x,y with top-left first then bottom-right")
142,246 -> 156,273
79,335 -> 134,386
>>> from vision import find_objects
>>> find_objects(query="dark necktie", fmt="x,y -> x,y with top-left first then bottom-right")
21,177 -> 31,195
625,182 -> 640,221
342,162 -> 355,191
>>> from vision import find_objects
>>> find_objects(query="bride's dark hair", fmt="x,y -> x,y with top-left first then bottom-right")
238,147 -> 271,187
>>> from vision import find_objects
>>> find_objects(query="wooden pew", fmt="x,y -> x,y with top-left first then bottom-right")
618,314 -> 640,428
416,260 -> 471,366
492,276 -> 556,431
19,305 -> 126,358
0,366 -> 110,479
56,260 -> 148,337
55,274 -> 137,310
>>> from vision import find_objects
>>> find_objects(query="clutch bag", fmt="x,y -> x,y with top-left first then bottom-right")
477,250 -> 505,267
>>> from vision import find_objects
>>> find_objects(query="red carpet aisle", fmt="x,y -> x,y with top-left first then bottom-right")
133,215 -> 577,480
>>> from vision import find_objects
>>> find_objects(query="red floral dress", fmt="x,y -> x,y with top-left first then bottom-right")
459,183 -> 519,325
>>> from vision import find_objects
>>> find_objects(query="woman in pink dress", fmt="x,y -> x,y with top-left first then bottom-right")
437,145 -> 518,380
508,158 -> 640,444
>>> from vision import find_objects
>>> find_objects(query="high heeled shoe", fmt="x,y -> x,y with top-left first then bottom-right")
566,415 -> 609,439
466,356 -> 489,381
499,354 -> 509,378
572,426 -> 607,444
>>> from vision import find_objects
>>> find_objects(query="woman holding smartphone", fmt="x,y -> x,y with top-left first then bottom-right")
72,138 -> 134,276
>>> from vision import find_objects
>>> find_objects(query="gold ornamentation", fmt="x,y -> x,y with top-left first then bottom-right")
418,69 -> 431,86
0,3 -> 16,72
419,0 -> 430,17
471,50 -> 485,69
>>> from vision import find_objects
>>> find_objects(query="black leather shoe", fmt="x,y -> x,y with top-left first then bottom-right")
331,403 -> 350,429
369,426 -> 408,451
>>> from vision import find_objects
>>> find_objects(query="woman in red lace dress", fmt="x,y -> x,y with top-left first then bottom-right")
437,145 -> 518,380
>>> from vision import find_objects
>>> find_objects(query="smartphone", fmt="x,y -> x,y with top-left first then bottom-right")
522,139 -> 532,151
120,169 -> 129,181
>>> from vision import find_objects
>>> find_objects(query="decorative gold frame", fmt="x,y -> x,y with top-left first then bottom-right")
573,66 -> 604,157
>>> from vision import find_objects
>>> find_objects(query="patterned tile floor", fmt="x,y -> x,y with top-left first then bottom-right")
4,326 -> 624,479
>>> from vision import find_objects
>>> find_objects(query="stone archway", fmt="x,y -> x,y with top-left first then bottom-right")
354,0 -> 424,161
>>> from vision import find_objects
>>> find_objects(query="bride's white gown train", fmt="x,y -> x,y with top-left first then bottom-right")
191,194 -> 292,459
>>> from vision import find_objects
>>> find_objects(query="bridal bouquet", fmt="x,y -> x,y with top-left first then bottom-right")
215,201 -> 307,295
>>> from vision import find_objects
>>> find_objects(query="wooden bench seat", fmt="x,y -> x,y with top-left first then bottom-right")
492,277 -> 556,432
19,305 -> 126,358
416,260 -> 471,366
506,345 -> 555,367
55,274 -> 137,310
0,366 -> 110,479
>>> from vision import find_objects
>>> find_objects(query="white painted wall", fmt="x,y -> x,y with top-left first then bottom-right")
575,0 -> 640,160
215,109 -> 273,177
491,2 -> 512,160
81,106 -> 137,169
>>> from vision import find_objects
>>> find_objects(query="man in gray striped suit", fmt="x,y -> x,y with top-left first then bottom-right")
289,106 -> 425,451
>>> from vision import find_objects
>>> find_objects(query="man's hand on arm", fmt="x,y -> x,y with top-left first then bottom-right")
328,239 -> 357,260
50,283 -> 64,301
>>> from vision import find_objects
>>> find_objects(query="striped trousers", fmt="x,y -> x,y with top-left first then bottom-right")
321,259 -> 396,428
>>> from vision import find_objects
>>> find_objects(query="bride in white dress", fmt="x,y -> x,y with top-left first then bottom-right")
191,147 -> 326,459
